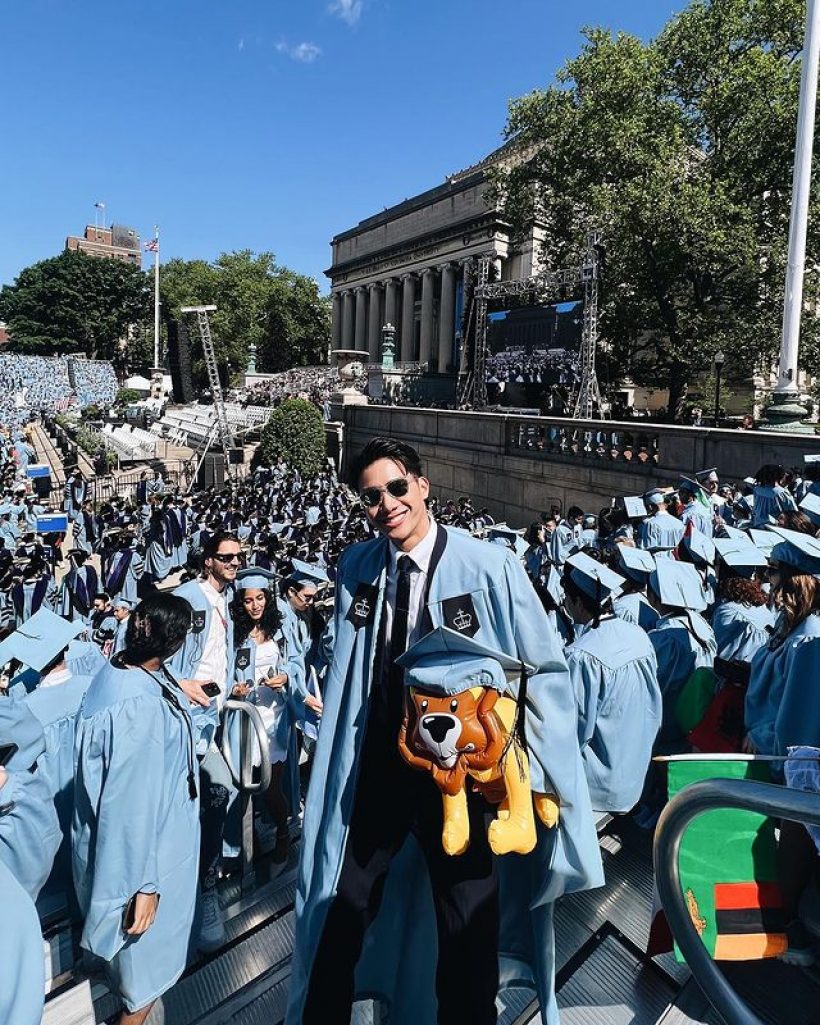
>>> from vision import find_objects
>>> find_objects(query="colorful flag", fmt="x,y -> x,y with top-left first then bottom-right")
144,239 -> 159,252
668,757 -> 787,962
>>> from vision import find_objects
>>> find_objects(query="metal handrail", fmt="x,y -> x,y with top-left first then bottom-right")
653,778 -> 820,1025
221,700 -> 272,793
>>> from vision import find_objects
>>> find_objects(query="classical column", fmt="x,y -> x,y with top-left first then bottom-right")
354,286 -> 367,351
331,292 -> 342,349
384,278 -> 399,333
367,282 -> 382,361
419,268 -> 436,367
400,273 -> 416,362
341,290 -> 354,349
437,262 -> 457,373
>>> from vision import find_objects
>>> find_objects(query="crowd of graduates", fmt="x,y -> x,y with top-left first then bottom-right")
2,430 -> 820,1025
0,353 -> 117,426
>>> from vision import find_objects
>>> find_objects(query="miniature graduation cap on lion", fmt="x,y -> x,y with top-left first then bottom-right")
396,626 -> 559,857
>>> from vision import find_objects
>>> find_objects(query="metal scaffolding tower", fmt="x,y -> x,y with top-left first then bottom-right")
463,232 -> 605,417
180,304 -> 235,477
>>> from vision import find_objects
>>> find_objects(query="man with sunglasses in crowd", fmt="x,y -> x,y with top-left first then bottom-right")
287,437 -> 603,1025
172,530 -> 240,952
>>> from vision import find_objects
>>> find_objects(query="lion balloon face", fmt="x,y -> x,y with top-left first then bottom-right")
408,687 -> 491,769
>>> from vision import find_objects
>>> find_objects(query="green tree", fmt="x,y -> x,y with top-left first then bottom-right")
253,397 -> 326,475
159,251 -> 331,387
0,250 -> 152,360
492,0 -> 814,419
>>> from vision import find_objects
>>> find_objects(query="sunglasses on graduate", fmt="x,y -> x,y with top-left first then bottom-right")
212,552 -> 243,564
359,477 -> 412,508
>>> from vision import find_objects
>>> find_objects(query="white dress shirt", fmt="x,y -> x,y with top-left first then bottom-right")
384,517 -> 438,649
194,579 -> 230,709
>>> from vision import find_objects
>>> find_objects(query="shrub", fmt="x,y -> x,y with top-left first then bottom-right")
253,398 -> 326,476
116,387 -> 142,405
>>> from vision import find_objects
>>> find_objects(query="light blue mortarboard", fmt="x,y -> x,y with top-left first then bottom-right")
799,492 -> 820,527
718,524 -> 749,541
747,528 -> 779,556
0,608 -> 83,672
713,538 -> 768,576
488,528 -> 529,560
112,597 -> 136,611
235,566 -> 278,590
678,475 -> 707,497
289,558 -> 330,587
0,697 -> 46,770
769,526 -> 820,577
396,625 -> 534,696
644,489 -> 666,508
681,528 -> 716,567
623,496 -> 648,519
696,467 -> 719,483
649,560 -> 708,612
615,545 -> 656,583
566,551 -> 625,602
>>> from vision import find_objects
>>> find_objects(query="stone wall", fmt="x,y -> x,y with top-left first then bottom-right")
340,404 -> 820,525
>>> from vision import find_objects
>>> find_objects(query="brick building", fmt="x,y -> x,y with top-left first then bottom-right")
65,224 -> 141,266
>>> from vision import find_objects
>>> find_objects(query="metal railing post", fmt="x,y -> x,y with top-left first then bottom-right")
654,778 -> 820,1025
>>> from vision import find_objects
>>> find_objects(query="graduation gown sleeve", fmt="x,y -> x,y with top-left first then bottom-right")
0,766 -> 61,900
0,859 -> 44,1025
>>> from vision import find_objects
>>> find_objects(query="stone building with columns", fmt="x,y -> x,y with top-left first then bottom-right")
326,145 -> 542,374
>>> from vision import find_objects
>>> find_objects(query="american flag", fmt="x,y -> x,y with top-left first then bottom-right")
144,239 -> 159,252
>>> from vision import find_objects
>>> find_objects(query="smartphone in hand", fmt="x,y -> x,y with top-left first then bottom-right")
202,681 -> 221,698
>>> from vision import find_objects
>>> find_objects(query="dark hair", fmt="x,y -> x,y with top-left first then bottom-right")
756,464 -> 785,487
122,594 -> 192,664
347,437 -> 423,488
232,586 -> 282,646
567,505 -> 584,521
95,592 -> 110,603
562,568 -> 608,626
202,529 -> 239,561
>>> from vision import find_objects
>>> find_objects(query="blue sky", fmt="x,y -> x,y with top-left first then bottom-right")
0,1 -> 686,292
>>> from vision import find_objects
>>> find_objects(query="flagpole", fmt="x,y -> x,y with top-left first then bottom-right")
153,226 -> 160,368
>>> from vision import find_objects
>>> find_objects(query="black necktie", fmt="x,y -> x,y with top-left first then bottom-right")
387,555 -> 413,719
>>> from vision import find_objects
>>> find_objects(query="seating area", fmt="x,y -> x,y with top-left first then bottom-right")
155,403 -> 269,447
101,422 -> 158,461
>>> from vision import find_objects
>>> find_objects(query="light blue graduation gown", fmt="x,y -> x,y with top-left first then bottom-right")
286,527 -> 603,1025
0,763 -> 62,901
711,601 -> 776,664
169,578 -> 235,752
72,661 -> 200,1012
566,616 -> 662,812
24,672 -> 94,909
649,611 -> 716,744
0,858 -> 44,1025
549,520 -> 579,567
638,511 -> 685,555
751,485 -> 796,528
612,591 -> 660,632
105,547 -> 144,604
680,501 -> 713,538
745,614 -> 820,755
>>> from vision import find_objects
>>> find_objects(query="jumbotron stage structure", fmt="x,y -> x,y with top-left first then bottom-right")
458,231 -> 605,417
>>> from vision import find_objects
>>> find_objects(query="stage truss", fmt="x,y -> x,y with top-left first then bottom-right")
457,232 -> 605,418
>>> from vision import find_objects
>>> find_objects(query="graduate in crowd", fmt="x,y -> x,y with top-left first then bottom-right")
638,489 -> 685,556
58,548 -> 99,625
72,594 -> 200,1025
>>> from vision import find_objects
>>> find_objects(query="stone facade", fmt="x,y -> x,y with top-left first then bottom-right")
326,146 -> 543,372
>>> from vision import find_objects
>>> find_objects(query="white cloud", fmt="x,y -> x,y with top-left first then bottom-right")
329,0 -> 364,26
276,40 -> 322,63
238,38 -> 245,51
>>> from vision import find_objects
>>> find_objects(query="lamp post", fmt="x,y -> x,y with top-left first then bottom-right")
713,350 -> 725,427
381,322 -> 396,369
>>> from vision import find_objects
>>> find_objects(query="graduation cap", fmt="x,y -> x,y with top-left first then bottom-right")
235,567 -> 278,590
614,545 -> 655,583
713,538 -> 768,576
768,526 -> 820,577
566,551 -> 625,602
289,558 -> 329,587
623,496 -> 648,519
717,524 -> 749,541
799,492 -> 820,527
644,489 -> 667,508
678,475 -> 707,498
696,468 -> 719,483
111,597 -> 136,611
747,528 -> 779,556
0,698 -> 45,771
648,560 -> 708,612
544,565 -> 564,607
396,625 -> 535,697
0,608 -> 83,672
680,528 -> 716,567
488,530 -> 530,560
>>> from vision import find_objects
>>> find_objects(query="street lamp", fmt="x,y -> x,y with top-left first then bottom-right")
713,350 -> 725,427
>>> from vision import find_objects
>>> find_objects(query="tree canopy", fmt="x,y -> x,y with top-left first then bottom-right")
492,0 -> 817,418
159,250 -> 331,387
0,250 -> 151,362
253,397 -> 327,476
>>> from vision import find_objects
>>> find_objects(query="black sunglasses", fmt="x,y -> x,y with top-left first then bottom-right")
359,477 -> 411,508
212,552 -> 243,564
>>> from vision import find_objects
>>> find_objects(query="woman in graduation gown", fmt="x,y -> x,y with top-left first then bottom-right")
0,859 -> 44,1025
711,541 -> 775,664
72,594 -> 200,1025
230,567 -> 304,866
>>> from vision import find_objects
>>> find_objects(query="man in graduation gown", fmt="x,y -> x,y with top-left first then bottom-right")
287,438 -> 603,1025
58,548 -> 99,625
105,530 -> 144,604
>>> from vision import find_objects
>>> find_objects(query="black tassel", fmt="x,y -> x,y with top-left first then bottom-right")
188,772 -> 198,800
502,663 -> 530,782
594,576 -> 602,628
